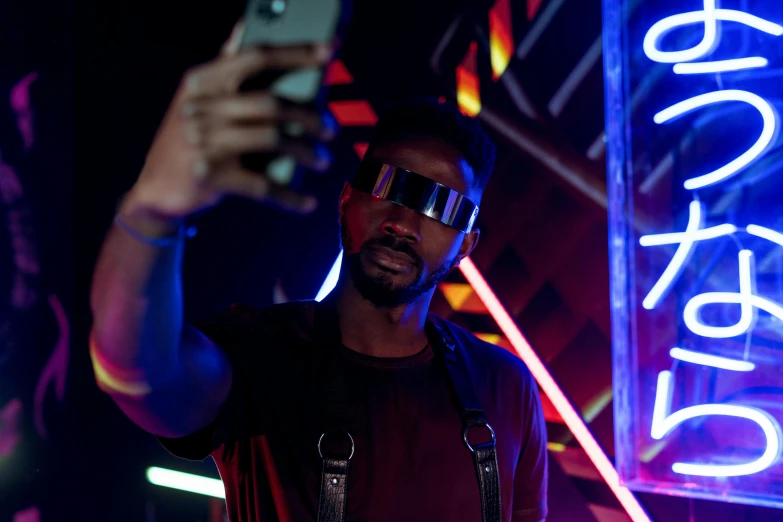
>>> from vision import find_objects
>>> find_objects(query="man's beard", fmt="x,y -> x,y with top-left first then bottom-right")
341,222 -> 457,308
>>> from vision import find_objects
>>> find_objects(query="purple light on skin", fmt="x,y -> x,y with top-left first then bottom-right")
34,295 -> 70,439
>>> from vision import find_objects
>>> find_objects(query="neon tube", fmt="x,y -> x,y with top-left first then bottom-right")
146,467 -> 225,498
669,347 -> 755,371
643,0 -> 783,64
747,224 -> 783,247
653,90 -> 778,190
674,57 -> 768,74
642,200 -> 704,310
315,250 -> 343,302
651,372 -> 781,477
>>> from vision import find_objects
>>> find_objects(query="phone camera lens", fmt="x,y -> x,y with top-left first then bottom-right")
257,0 -> 287,20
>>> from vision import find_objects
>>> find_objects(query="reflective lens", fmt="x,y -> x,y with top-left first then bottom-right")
351,161 -> 479,233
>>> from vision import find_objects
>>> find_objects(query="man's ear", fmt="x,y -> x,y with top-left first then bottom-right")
456,228 -> 480,264
338,182 -> 352,224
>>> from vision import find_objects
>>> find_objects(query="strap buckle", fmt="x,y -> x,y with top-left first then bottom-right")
462,422 -> 496,453
318,431 -> 355,460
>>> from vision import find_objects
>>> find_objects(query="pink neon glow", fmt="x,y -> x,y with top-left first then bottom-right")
0,155 -> 39,310
13,506 -> 40,522
0,398 -> 22,456
34,294 -> 70,438
458,257 -> 651,522
0,159 -> 23,204
10,72 -> 38,152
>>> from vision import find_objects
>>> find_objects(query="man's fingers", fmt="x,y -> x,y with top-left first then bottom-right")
184,123 -> 279,158
184,44 -> 332,99
182,95 -> 336,141
211,169 -> 318,214
221,19 -> 246,56
184,123 -> 332,171
251,43 -> 333,70
183,92 -> 279,122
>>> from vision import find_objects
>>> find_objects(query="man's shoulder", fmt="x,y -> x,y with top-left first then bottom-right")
431,314 -> 534,383
196,299 -> 317,340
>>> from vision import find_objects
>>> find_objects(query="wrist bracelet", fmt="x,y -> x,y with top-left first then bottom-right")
114,215 -> 197,247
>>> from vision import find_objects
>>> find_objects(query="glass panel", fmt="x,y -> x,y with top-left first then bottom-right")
604,0 -> 783,509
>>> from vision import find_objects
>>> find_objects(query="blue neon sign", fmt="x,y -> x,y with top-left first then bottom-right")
605,0 -> 783,508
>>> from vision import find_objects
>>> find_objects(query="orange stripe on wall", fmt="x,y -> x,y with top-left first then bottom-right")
489,0 -> 514,80
456,42 -> 481,116
328,100 -> 378,126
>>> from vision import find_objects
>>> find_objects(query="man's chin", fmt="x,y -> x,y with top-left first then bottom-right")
360,255 -> 415,282
345,251 -> 424,307
353,270 -> 418,307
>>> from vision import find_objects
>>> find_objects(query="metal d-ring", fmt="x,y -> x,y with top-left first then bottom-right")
318,431 -> 355,460
462,422 -> 496,453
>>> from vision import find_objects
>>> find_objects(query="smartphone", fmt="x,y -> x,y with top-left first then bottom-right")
240,0 -> 348,187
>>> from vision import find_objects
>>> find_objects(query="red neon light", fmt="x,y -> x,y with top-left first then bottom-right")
456,42 -> 481,116
458,257 -> 651,522
489,0 -> 514,80
528,0 -> 544,20
353,142 -> 369,159
324,59 -> 354,86
327,100 -> 378,126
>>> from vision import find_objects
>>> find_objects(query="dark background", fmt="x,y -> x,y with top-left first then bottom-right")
1,0 -> 782,521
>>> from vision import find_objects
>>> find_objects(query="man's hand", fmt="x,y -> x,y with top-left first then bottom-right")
122,21 -> 335,228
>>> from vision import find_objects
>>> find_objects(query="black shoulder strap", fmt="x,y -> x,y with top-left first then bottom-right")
313,299 -> 500,522
313,297 -> 352,522
427,318 -> 502,522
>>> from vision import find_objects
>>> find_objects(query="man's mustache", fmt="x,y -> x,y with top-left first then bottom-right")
361,235 -> 421,266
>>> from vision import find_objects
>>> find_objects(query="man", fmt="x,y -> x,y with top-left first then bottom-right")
90,22 -> 547,522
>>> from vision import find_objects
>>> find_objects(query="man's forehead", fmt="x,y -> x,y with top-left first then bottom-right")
365,136 -> 476,195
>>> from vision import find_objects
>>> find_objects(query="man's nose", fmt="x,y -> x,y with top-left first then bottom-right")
380,205 -> 422,242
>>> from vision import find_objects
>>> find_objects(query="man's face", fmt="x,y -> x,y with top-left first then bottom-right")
339,135 -> 481,307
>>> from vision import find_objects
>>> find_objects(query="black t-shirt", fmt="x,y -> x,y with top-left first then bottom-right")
159,300 -> 548,522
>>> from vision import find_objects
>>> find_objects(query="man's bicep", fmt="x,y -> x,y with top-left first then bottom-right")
512,382 -> 548,522
154,317 -> 260,461
109,323 -> 233,442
